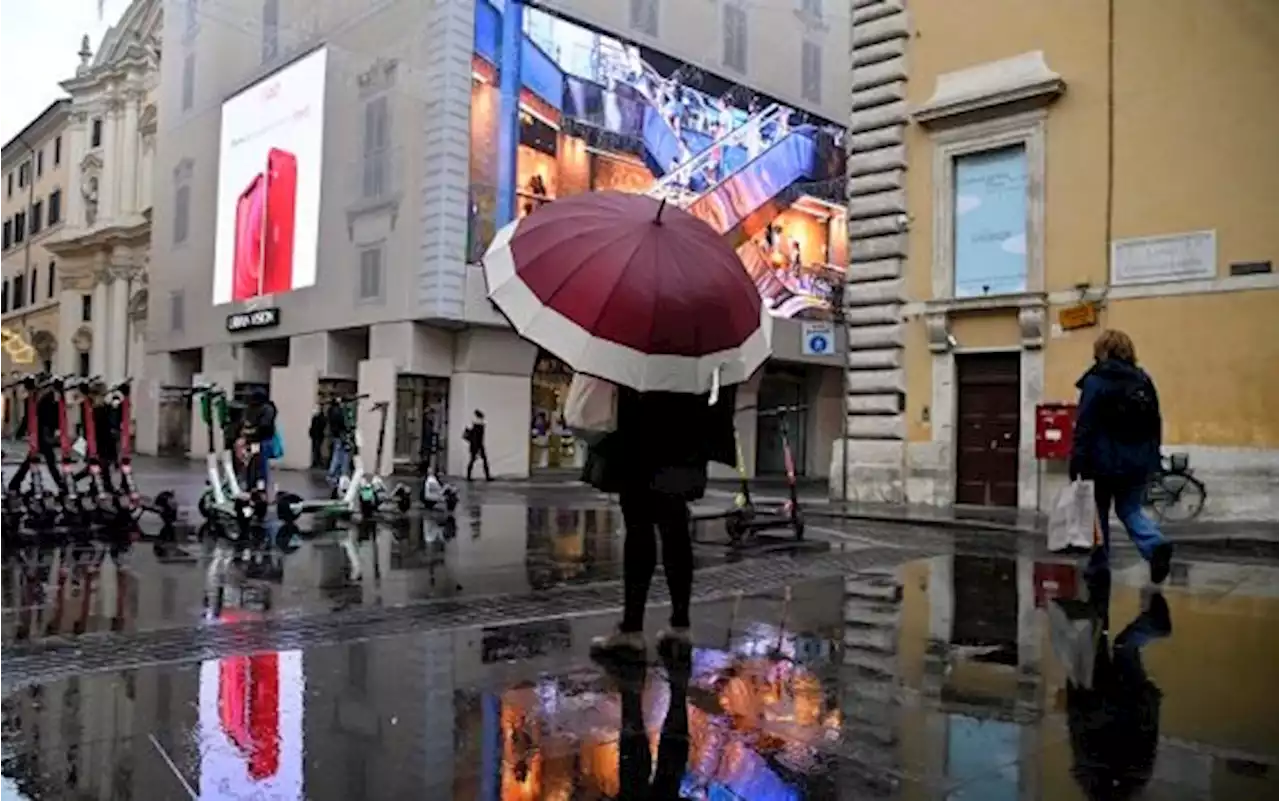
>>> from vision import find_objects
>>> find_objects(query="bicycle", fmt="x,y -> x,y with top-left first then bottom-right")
1143,452 -> 1207,523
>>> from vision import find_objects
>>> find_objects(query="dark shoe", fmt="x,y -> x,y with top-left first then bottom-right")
590,628 -> 646,663
1143,591 -> 1172,636
1149,542 -> 1174,585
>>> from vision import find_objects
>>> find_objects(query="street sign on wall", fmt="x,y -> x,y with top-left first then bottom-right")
801,321 -> 835,356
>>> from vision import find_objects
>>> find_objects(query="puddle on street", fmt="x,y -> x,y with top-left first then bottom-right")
2,551 -> 1276,800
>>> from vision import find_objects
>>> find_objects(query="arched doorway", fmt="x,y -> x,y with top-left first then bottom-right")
529,351 -> 576,471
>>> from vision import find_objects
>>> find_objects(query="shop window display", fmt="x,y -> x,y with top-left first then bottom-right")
530,353 -> 577,471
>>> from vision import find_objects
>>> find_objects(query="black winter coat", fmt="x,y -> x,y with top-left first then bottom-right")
582,384 -> 738,501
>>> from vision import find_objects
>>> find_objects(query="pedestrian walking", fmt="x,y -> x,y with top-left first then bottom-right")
1069,329 -> 1174,583
325,399 -> 351,492
464,409 -> 491,481
242,389 -> 279,493
309,406 -> 327,468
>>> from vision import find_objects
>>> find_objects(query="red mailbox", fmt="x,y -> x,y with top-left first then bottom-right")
1035,402 -> 1076,460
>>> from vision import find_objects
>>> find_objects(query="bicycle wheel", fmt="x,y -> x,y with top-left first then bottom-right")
1149,473 -> 1206,523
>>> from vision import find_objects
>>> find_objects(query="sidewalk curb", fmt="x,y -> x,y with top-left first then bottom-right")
808,508 -> 1278,547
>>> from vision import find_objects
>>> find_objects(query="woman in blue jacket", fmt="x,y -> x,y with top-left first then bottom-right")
1069,330 -> 1173,583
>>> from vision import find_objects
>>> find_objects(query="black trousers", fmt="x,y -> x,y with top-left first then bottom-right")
310,438 -> 325,468
466,446 -> 491,481
618,663 -> 689,801
7,442 -> 66,493
619,488 -> 693,633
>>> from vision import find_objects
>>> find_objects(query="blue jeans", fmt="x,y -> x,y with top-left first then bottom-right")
327,438 -> 351,487
1092,481 -> 1167,565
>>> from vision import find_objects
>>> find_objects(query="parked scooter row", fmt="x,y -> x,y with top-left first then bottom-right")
184,383 -> 418,538
2,373 -> 179,537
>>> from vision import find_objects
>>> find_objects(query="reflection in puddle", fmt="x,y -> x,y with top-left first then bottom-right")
487,624 -> 840,801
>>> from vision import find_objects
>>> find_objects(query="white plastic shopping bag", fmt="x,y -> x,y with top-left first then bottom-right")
1047,599 -> 1100,689
1048,479 -> 1098,553
564,373 -> 618,443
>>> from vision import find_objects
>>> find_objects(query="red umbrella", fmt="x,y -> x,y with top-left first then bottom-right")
483,191 -> 772,393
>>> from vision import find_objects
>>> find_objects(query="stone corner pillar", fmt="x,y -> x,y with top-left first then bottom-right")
833,0 -> 910,505
356,358 -> 398,477
269,365 -> 320,471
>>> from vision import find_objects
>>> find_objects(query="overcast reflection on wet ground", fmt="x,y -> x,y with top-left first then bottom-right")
2,508 -> 1277,800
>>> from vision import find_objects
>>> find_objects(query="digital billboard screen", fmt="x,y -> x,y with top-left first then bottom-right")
212,47 -> 327,306
468,1 -> 848,320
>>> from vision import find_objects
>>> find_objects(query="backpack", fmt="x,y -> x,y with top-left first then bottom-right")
1107,373 -> 1159,443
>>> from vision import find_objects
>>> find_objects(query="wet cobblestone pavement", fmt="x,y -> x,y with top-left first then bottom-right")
1,472 -> 1276,799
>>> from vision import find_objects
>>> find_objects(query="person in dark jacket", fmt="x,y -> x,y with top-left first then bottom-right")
326,399 -> 351,490
464,409 -> 491,482
8,383 -> 66,493
585,384 -> 737,658
241,389 -> 278,490
309,407 -> 327,468
1069,330 -> 1173,583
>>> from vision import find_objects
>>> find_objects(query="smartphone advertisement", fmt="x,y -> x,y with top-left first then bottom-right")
198,648 -> 304,799
212,47 -> 327,306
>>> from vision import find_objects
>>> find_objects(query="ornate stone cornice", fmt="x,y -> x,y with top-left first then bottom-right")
357,57 -> 398,98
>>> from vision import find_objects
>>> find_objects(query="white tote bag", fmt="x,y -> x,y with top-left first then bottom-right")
563,373 -> 618,443
1048,479 -> 1099,553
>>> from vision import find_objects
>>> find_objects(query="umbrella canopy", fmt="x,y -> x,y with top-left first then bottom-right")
483,191 -> 771,393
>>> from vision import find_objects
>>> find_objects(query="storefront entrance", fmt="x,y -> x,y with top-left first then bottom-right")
755,366 -> 809,477
394,375 -> 450,471
530,352 -> 578,471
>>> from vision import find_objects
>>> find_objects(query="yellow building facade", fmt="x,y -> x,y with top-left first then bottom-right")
838,0 -> 1278,520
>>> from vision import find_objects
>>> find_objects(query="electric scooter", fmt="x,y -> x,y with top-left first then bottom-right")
104,378 -> 179,526
185,383 -> 256,538
0,376 -> 30,537
350,400 -> 413,520
2,374 -> 56,532
721,404 -> 805,544
276,395 -> 411,522
68,376 -> 119,525
50,375 -> 95,532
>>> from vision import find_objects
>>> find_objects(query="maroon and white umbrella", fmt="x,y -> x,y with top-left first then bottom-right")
483,191 -> 771,393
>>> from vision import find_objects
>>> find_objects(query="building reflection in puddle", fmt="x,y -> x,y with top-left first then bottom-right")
483,621 -> 840,801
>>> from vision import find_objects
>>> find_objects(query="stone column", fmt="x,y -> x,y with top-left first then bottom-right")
90,277 -> 109,377
120,93 -> 140,215
99,102 -> 120,220
107,267 -> 130,382
56,284 -> 81,375
834,0 -> 910,503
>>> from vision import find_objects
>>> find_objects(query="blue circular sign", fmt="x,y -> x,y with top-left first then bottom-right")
807,333 -> 830,354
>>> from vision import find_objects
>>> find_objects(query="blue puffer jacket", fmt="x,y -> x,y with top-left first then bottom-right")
1069,359 -> 1162,484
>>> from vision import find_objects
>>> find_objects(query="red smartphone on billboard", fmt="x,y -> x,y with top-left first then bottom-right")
232,174 -> 266,302
262,147 -> 297,295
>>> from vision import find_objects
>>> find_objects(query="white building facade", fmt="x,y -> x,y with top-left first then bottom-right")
45,0 -> 163,386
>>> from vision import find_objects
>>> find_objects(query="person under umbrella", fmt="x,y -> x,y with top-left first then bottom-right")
483,191 -> 770,658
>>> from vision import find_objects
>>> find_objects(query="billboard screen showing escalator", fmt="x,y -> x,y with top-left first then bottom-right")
467,0 -> 848,320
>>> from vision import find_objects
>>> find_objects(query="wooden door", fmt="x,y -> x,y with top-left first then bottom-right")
955,353 -> 1020,507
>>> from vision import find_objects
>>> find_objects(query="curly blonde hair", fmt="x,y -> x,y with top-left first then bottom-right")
1093,329 -> 1137,364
